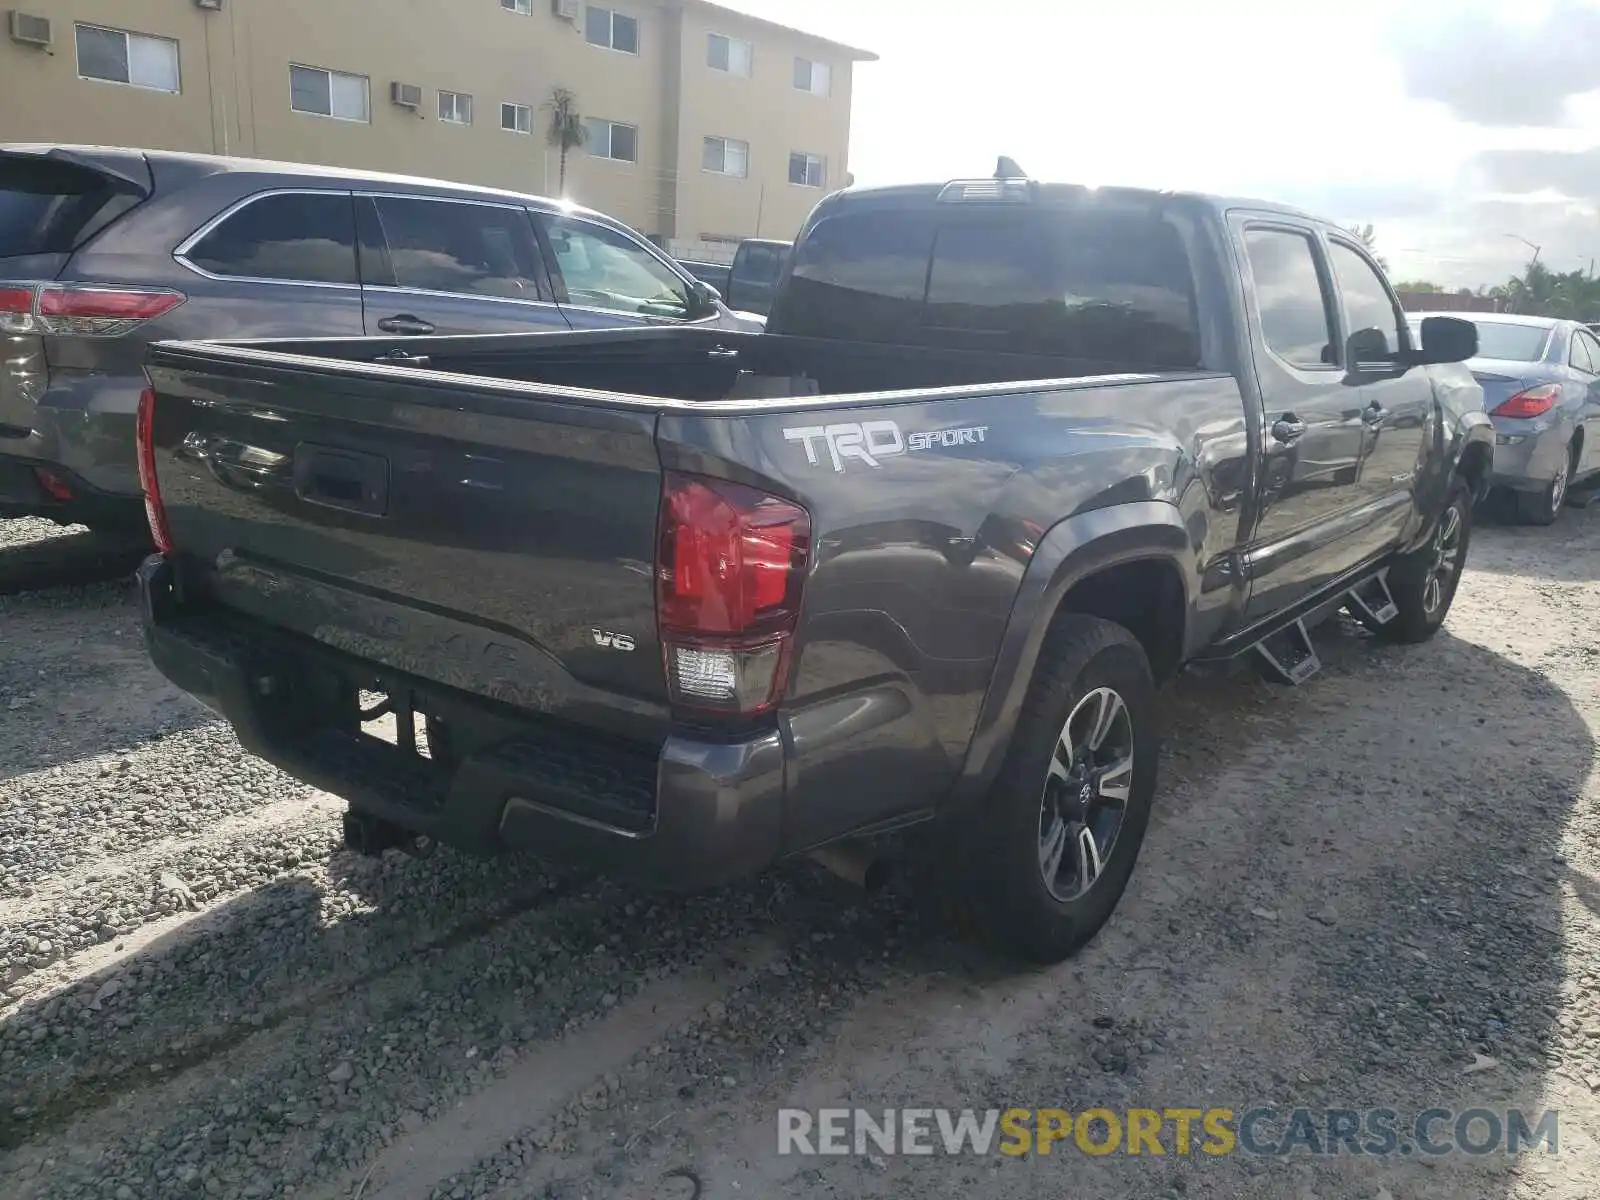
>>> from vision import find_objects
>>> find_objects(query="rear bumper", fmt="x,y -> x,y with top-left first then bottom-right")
0,372 -> 144,523
1490,415 -> 1569,491
137,555 -> 786,889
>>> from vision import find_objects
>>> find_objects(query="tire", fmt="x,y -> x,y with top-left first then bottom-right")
943,615 -> 1159,964
1373,477 -> 1472,644
1515,442 -> 1574,526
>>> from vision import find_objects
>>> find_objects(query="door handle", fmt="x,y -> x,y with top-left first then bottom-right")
1362,401 -> 1388,425
377,314 -> 435,336
1271,415 -> 1307,444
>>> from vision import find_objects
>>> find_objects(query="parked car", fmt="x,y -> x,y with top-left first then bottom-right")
135,167 -> 1492,963
721,238 -> 791,317
677,259 -> 732,295
1410,311 -> 1600,523
0,144 -> 758,533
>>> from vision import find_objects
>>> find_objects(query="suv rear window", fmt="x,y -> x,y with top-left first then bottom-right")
0,158 -> 121,258
771,199 -> 1202,368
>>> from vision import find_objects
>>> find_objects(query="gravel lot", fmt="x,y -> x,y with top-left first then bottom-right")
2,502 -> 1599,1200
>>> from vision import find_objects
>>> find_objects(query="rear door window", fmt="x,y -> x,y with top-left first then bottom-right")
367,196 -> 548,300
772,201 -> 1201,367
0,157 -> 122,257
181,192 -> 359,285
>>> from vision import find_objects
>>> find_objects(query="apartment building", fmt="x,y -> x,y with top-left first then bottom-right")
0,0 -> 875,259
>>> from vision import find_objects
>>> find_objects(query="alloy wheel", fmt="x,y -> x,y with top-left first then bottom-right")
1037,687 -> 1134,902
1422,501 -> 1464,616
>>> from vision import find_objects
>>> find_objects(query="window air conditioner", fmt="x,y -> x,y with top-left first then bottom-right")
7,11 -> 52,47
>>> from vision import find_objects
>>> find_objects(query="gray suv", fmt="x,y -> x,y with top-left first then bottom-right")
0,144 -> 758,532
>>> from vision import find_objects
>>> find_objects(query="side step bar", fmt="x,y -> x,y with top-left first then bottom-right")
1248,570 -> 1398,687
1344,571 -> 1398,628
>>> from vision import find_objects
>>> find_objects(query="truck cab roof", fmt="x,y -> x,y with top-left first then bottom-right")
821,175 -> 1327,230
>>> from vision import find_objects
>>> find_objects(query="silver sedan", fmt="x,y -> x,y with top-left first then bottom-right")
1412,313 -> 1600,524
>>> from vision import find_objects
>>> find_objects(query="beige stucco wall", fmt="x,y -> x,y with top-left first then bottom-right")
0,0 -> 864,243
673,4 -> 852,242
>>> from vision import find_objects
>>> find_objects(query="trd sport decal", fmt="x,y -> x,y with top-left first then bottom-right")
782,420 -> 990,473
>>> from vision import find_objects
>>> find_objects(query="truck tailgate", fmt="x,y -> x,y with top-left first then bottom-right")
143,342 -> 671,742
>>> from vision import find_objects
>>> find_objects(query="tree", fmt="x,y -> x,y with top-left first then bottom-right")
1391,280 -> 1441,293
1486,259 -> 1600,322
543,87 -> 587,194
1347,223 -> 1389,273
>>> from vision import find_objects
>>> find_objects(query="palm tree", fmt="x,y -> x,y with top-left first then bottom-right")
1346,223 -> 1389,273
543,87 -> 587,194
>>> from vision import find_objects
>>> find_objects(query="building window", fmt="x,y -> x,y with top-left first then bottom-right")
789,152 -> 826,188
702,136 -> 749,178
584,119 -> 638,162
290,65 -> 370,122
793,57 -> 831,97
585,6 -> 639,54
501,0 -> 532,12
707,33 -> 752,76
439,91 -> 474,125
75,24 -> 180,94
501,103 -> 533,134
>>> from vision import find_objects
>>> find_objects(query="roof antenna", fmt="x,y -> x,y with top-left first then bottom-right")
995,155 -> 1027,179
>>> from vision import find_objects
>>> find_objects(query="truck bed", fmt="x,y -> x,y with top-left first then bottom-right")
140,325 -> 1246,875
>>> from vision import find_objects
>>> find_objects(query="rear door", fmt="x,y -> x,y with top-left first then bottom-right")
356,194 -> 568,336
533,212 -> 721,330
1234,219 -> 1373,622
1324,236 -> 1432,530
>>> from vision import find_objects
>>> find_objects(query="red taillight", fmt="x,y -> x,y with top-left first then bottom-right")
656,472 -> 810,715
1492,383 -> 1561,418
36,285 -> 187,335
0,283 -> 39,333
33,468 -> 73,503
136,385 -> 173,553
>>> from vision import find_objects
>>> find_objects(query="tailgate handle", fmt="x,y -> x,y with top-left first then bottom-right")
292,444 -> 389,517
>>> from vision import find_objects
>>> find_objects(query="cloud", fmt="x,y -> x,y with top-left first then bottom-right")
1275,180 -> 1452,223
1395,0 -> 1600,127
1467,146 -> 1600,198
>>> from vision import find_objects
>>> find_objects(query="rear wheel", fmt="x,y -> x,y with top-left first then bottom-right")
1373,477 -> 1472,644
1516,442 -> 1574,525
943,615 -> 1159,964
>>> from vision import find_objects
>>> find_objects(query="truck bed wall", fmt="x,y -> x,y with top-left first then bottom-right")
213,327 -> 1194,404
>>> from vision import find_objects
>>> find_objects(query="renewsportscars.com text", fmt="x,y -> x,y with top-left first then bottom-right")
777,1106 -> 1560,1158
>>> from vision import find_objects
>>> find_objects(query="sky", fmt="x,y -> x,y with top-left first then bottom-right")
720,0 -> 1600,290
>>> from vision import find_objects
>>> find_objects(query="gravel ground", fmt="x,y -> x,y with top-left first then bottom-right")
1,502 -> 1598,1200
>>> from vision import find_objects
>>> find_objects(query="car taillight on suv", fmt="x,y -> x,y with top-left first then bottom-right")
0,282 -> 186,336
655,472 -> 811,716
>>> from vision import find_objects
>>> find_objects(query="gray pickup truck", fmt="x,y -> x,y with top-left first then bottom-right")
135,168 -> 1493,963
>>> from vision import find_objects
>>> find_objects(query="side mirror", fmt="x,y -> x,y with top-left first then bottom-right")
691,280 -> 721,314
1411,315 -> 1478,365
1347,326 -> 1392,370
